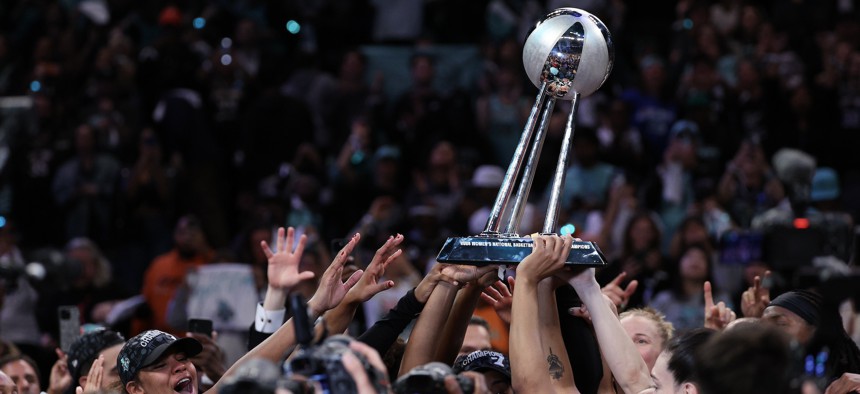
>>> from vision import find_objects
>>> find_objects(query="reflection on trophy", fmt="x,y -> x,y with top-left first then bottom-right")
437,8 -> 614,266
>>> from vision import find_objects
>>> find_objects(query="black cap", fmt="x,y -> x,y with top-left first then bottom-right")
452,350 -> 511,381
117,330 -> 202,386
67,329 -> 125,382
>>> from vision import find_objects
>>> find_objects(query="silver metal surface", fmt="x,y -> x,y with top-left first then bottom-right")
522,8 -> 613,99
504,97 -> 555,235
483,83 -> 548,234
543,91 -> 580,234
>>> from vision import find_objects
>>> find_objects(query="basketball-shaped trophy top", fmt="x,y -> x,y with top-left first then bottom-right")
522,8 -> 614,99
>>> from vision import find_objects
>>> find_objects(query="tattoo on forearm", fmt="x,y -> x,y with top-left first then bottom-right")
547,347 -> 564,380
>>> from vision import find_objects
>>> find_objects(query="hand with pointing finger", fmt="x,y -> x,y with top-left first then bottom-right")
741,270 -> 771,318
703,281 -> 736,330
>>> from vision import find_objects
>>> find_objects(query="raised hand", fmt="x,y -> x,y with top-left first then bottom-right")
308,234 -> 364,316
261,227 -> 315,290
48,348 -> 72,394
703,281 -> 736,330
480,277 -> 515,325
76,355 -> 104,394
346,234 -> 404,303
414,263 -> 459,304
741,270 -> 771,318
517,235 -> 573,283
601,271 -> 639,310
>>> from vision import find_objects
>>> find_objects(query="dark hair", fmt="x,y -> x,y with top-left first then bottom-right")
695,324 -> 793,394
0,354 -> 41,382
665,328 -> 715,385
621,211 -> 663,258
469,316 -> 491,333
671,243 -> 716,298
675,216 -> 713,256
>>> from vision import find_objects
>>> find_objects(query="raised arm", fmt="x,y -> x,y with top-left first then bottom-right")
248,227 -> 316,349
565,268 -> 655,394
324,234 -> 405,335
434,265 -> 499,364
398,279 -> 459,376
208,234 -> 364,393
538,277 -> 578,393
510,235 -> 572,393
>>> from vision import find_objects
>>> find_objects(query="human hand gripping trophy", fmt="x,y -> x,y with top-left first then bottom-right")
437,8 -> 613,266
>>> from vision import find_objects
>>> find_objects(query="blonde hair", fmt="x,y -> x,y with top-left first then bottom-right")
620,307 -> 675,345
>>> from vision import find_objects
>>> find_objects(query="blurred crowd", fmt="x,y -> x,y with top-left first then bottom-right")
0,0 -> 858,392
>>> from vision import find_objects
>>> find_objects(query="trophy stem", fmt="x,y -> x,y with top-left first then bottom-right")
542,91 -> 580,234
504,96 -> 555,235
484,82 -> 548,234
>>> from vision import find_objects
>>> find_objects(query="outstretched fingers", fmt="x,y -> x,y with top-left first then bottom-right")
333,233 -> 361,267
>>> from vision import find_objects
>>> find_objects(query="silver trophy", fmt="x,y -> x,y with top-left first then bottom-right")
437,8 -> 613,266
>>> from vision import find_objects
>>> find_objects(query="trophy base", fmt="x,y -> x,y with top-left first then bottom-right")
436,236 -> 607,266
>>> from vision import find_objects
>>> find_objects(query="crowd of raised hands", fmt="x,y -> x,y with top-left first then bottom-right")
44,227 -> 860,394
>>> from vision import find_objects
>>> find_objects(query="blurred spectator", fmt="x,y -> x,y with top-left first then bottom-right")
388,53 -> 452,159
621,55 -> 677,164
466,164 -> 504,235
138,215 -> 213,334
476,65 -> 531,167
596,98 -> 645,175
36,237 -> 128,352
552,127 -> 619,236
280,50 -> 338,150
709,0 -> 741,37
406,141 -> 464,225
120,129 -> 173,290
327,49 -> 382,153
598,211 -> 668,308
650,244 -> 733,332
86,96 -> 131,162
640,120 -> 700,249
717,137 -> 783,228
51,124 -> 120,246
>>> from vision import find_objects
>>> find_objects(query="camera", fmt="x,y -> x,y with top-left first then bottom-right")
285,294 -> 387,394
393,362 -> 475,394
0,247 -> 80,294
